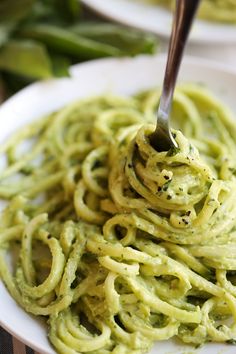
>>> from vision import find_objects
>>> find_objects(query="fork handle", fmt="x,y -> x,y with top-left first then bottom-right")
160,0 -> 201,115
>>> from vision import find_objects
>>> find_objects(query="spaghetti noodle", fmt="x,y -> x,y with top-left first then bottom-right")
1,84 -> 236,353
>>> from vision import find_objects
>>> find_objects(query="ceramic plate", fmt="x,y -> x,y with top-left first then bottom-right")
1,54 -> 236,354
81,0 -> 236,44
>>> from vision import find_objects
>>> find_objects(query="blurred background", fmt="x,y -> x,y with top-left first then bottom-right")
1,0 -> 236,104
0,0 -> 159,102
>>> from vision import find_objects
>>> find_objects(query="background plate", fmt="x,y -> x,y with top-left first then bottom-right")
0,54 -> 236,354
81,0 -> 236,44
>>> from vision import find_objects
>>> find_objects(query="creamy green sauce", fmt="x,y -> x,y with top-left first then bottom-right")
147,0 -> 236,23
1,84 -> 236,353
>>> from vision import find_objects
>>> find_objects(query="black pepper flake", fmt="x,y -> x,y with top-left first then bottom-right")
164,175 -> 170,180
186,211 -> 191,216
182,218 -> 189,225
162,180 -> 171,191
167,195 -> 172,200
127,163 -> 132,168
157,186 -> 162,192
47,234 -> 52,239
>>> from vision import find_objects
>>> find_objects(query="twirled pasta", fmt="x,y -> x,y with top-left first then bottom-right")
1,84 -> 236,353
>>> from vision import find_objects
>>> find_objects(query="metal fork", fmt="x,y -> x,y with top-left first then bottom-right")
149,0 -> 200,152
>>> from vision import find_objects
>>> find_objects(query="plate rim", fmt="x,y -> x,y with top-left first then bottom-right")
1,53 -> 236,115
81,0 -> 236,45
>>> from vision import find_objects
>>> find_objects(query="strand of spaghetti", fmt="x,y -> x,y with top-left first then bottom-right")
16,229 -> 65,298
124,276 -> 201,323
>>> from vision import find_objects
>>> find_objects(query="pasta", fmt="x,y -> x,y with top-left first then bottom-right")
148,0 -> 236,23
1,83 -> 236,353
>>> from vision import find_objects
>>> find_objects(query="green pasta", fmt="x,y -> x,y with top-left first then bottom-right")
148,0 -> 236,23
1,83 -> 236,353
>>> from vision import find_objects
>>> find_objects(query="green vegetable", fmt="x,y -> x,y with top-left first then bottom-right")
0,0 -> 159,96
0,40 -> 52,79
70,22 -> 157,55
0,23 -> 16,48
50,55 -> 70,77
55,0 -> 80,21
19,25 -> 123,59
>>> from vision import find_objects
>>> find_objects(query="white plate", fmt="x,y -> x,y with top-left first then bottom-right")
81,0 -> 236,44
1,54 -> 236,354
